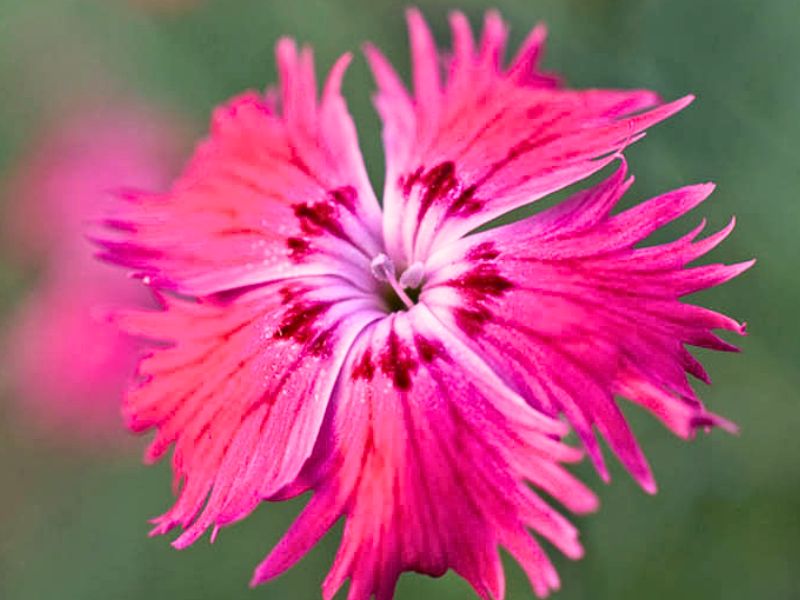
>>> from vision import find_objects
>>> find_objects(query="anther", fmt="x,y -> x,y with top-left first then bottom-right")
370,253 -> 396,282
399,262 -> 425,289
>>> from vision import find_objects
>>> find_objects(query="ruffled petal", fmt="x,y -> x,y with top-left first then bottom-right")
253,306 -> 597,600
366,9 -> 688,265
116,278 -> 383,546
97,41 -> 382,296
423,163 -> 750,491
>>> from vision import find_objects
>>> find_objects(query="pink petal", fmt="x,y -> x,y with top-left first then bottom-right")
365,10 -> 687,266
116,278 -> 383,545
97,41 -> 382,296
424,165 -> 751,491
253,307 -> 595,600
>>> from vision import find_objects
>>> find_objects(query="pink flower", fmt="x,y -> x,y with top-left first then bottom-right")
3,108 -> 183,442
100,9 -> 751,599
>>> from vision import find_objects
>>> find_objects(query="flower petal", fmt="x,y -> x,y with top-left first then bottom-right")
116,278 -> 383,546
365,9 -> 687,265
423,163 -> 750,491
253,306 -> 596,600
98,41 -> 382,296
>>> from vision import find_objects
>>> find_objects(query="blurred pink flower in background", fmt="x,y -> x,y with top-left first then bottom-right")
2,107 -> 184,443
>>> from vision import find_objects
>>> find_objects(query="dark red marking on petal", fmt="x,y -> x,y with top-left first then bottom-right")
286,237 -> 311,262
307,325 -> 335,358
274,301 -> 331,345
399,166 -> 424,198
466,242 -> 501,262
278,286 -> 294,305
446,184 -> 484,217
329,186 -> 357,213
689,415 -> 715,429
288,145 -> 323,185
449,264 -> 514,299
449,264 -> 513,335
293,201 -> 346,239
379,329 -> 418,391
454,306 -> 492,336
400,161 -> 486,222
351,348 -> 375,381
278,284 -> 309,305
413,335 -> 447,363
419,161 -> 458,219
219,321 -> 253,343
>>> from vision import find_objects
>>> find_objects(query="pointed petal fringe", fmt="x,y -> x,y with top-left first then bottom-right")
424,163 -> 750,492
117,279 -> 383,545
366,10 -> 687,266
253,307 -> 596,600
97,41 -> 382,296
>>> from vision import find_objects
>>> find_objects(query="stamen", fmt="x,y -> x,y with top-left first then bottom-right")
370,253 -> 396,282
370,253 -> 416,310
399,262 -> 425,289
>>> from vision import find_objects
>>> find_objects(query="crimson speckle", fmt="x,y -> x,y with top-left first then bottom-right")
351,348 -> 375,381
307,325 -> 334,357
330,186 -> 358,212
466,242 -> 501,262
446,184 -> 484,217
401,161 -> 485,223
399,166 -> 423,197
448,264 -> 513,335
274,301 -> 330,344
526,104 -> 545,120
278,284 -> 307,305
454,306 -> 492,336
419,161 -> 457,217
293,201 -> 346,238
286,237 -> 311,262
379,329 -> 418,390
450,264 -> 514,299
414,335 -> 446,363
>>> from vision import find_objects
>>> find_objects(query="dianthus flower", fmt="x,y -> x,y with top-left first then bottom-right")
3,108 -> 182,441
100,9 -> 751,599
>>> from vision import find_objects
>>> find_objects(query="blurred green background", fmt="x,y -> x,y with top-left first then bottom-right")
0,0 -> 797,599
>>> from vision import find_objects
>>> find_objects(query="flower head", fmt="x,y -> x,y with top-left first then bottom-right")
99,9 -> 750,598
3,107 -> 183,442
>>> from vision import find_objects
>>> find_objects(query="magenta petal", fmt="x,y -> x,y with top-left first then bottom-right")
254,308 -> 593,600
424,165 -> 750,492
365,10 -> 691,266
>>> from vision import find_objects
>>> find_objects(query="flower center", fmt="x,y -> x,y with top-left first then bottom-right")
370,253 -> 424,312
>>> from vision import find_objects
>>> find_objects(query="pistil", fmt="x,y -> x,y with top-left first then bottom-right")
370,253 -> 422,311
